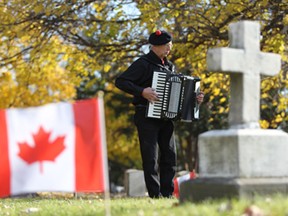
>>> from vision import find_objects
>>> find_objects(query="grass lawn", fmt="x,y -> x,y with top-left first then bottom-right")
1,193 -> 288,216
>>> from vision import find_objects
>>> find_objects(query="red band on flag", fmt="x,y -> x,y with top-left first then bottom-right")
173,171 -> 197,198
0,110 -> 10,197
74,99 -> 105,192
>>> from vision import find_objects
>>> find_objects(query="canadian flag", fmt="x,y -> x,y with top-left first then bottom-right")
0,97 -> 109,198
173,171 -> 196,198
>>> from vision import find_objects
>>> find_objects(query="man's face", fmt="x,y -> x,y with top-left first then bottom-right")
154,41 -> 173,58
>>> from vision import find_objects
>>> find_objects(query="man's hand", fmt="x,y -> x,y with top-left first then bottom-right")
196,92 -> 204,104
142,87 -> 159,103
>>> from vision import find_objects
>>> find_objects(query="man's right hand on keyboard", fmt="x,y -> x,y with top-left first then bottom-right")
142,87 -> 159,103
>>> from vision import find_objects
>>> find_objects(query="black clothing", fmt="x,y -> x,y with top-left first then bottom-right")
134,107 -> 176,197
115,51 -> 175,106
115,50 -> 177,198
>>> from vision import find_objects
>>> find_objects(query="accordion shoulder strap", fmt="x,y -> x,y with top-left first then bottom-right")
141,56 -> 175,73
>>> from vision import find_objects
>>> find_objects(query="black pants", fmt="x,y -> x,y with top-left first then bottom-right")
134,107 -> 176,198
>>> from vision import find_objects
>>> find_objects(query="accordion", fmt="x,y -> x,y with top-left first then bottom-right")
146,71 -> 201,122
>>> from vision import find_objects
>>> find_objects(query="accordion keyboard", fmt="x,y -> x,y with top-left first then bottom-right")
146,71 -> 168,119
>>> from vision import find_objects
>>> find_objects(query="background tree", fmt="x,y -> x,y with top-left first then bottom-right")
0,0 -> 287,184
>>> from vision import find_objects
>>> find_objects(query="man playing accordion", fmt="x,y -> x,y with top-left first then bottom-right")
115,30 -> 204,198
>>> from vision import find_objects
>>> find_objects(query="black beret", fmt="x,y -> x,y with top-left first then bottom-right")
148,30 -> 172,45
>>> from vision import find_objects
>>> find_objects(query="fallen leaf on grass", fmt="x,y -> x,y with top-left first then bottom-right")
242,205 -> 265,216
22,207 -> 40,213
137,209 -> 144,216
218,201 -> 232,212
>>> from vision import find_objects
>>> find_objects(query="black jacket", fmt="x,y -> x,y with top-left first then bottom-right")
115,50 -> 175,106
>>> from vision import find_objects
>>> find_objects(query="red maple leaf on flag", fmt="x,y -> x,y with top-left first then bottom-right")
18,126 -> 66,174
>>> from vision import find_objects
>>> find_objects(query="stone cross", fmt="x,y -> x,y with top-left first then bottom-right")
207,21 -> 281,129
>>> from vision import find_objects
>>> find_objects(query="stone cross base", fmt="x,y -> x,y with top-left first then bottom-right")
179,129 -> 288,202
180,177 -> 288,202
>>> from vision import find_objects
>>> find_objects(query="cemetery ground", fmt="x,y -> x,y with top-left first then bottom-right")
1,193 -> 288,215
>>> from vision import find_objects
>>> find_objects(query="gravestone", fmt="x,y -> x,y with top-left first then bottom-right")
124,169 -> 147,197
180,21 -> 288,202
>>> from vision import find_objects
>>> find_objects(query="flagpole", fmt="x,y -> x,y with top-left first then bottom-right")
98,91 -> 111,216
